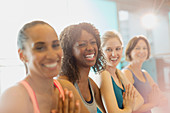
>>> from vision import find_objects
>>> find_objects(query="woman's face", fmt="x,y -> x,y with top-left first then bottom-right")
102,38 -> 123,68
130,39 -> 148,63
22,24 -> 63,78
72,30 -> 98,68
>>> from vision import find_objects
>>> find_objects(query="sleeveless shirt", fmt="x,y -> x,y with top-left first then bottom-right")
74,79 -> 97,113
111,76 -> 125,109
127,68 -> 152,113
20,79 -> 64,113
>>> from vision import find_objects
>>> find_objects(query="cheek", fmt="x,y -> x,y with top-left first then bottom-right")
58,49 -> 63,58
103,52 -> 110,60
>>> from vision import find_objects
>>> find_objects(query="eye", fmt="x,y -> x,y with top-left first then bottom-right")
143,47 -> 147,50
116,47 -> 121,51
35,45 -> 46,51
106,48 -> 112,52
91,40 -> 97,45
135,47 -> 140,50
52,43 -> 60,49
78,43 -> 87,47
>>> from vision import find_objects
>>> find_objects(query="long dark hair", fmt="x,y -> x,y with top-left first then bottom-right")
60,22 -> 105,84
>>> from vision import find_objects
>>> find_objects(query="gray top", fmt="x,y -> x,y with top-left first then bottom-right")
74,79 -> 97,113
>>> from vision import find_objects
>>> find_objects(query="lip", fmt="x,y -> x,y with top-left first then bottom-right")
43,62 -> 59,70
84,53 -> 96,61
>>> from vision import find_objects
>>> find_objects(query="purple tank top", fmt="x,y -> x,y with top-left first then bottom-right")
127,68 -> 152,113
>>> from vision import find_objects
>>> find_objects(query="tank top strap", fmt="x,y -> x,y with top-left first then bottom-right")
20,80 -> 40,113
125,68 -> 138,80
53,79 -> 65,101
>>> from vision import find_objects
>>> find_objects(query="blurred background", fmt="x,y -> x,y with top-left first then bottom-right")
0,0 -> 170,112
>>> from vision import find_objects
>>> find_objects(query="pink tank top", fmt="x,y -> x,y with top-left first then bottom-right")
20,79 -> 64,113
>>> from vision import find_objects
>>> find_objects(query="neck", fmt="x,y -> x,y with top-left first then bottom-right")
25,73 -> 54,94
78,67 -> 90,84
130,61 -> 143,70
106,65 -> 117,77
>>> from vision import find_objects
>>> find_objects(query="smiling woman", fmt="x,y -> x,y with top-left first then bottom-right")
0,20 -> 92,113
58,22 -> 106,113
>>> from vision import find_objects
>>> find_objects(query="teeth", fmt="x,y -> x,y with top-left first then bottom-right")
111,58 -> 117,61
44,63 -> 57,68
86,54 -> 94,58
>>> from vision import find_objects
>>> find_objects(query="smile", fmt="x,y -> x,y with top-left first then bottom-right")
44,63 -> 57,68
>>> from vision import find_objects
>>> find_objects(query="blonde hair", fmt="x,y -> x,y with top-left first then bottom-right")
101,30 -> 123,48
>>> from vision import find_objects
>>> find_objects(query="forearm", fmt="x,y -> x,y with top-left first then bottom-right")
133,95 -> 144,111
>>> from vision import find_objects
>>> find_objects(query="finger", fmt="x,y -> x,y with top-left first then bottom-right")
69,91 -> 74,113
51,109 -> 57,113
127,84 -> 130,99
74,100 -> 80,113
63,89 -> 69,113
58,93 -> 63,113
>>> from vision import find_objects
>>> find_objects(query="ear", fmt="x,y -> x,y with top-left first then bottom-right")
18,49 -> 28,62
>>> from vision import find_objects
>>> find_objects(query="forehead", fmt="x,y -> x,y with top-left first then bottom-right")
78,30 -> 95,41
104,38 -> 122,47
136,39 -> 147,46
26,24 -> 58,43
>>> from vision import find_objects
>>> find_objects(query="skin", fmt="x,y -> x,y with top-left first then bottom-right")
94,37 -> 144,113
59,30 -> 106,112
0,23 -> 89,113
122,39 -> 168,112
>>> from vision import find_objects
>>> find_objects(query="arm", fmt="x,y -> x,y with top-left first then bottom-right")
119,69 -> 144,111
144,71 -> 168,107
98,70 -> 133,113
122,69 -> 154,112
0,85 -> 31,113
57,79 -> 90,113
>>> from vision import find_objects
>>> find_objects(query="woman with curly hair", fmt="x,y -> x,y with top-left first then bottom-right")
58,22 -> 106,113
0,20 -> 90,113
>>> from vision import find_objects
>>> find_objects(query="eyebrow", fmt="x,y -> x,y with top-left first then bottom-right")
53,40 -> 59,43
32,40 -> 59,46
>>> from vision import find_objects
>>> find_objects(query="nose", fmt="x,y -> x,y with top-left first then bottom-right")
111,50 -> 115,56
46,48 -> 58,59
86,43 -> 94,52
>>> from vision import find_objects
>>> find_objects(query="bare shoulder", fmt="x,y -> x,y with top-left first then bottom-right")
122,68 -> 134,83
57,79 -> 74,89
0,84 -> 31,113
57,75 -> 69,80
100,70 -> 110,76
142,69 -> 155,86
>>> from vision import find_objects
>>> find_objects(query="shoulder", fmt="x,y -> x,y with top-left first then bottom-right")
122,68 -> 132,76
57,75 -> 69,80
121,68 -> 134,84
57,79 -> 74,89
0,83 -> 31,113
142,70 -> 155,86
99,70 -> 111,79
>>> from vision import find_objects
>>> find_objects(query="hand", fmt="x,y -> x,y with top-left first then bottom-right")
148,84 -> 161,106
51,88 -> 80,113
123,84 -> 136,111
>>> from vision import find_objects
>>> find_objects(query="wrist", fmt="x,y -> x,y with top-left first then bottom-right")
124,106 -> 133,113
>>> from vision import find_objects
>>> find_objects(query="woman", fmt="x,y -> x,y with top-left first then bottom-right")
122,35 -> 168,113
58,23 -> 106,113
0,20 -> 90,113
92,30 -> 144,113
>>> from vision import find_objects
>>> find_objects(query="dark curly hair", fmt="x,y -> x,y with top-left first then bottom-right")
60,22 -> 106,84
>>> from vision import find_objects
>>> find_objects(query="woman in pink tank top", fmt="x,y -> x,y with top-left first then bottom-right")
0,20 -> 90,113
